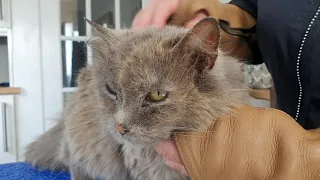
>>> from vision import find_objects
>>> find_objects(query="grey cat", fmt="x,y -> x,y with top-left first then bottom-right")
24,17 -> 249,180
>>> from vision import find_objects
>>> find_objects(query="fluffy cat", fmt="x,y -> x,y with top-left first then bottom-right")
24,17 -> 249,180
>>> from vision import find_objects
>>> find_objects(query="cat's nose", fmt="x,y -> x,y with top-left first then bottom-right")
114,123 -> 129,135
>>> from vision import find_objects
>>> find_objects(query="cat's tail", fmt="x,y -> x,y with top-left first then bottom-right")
24,120 -> 67,172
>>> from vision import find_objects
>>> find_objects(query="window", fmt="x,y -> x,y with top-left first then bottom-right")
60,0 -> 142,96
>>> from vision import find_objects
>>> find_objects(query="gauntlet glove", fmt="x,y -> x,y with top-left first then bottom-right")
175,105 -> 320,180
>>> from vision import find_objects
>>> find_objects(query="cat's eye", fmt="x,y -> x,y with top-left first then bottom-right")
146,90 -> 168,102
106,84 -> 117,96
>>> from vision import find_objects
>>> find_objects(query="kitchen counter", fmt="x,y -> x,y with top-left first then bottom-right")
0,87 -> 21,95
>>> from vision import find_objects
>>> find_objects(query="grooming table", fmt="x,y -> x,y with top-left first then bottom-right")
0,162 -> 70,180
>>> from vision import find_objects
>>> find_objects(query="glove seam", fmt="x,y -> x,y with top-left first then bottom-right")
176,135 -> 203,180
176,136 -> 194,180
185,138 -> 204,180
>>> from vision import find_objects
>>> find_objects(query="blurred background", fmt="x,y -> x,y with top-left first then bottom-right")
0,0 -> 272,165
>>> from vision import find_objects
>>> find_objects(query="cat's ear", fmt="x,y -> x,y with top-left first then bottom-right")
84,18 -> 118,46
173,17 -> 220,71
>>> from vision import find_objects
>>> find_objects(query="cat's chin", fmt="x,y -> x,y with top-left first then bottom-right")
107,125 -> 171,145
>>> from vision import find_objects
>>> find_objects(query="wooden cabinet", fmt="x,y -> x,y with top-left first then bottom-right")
0,95 -> 17,163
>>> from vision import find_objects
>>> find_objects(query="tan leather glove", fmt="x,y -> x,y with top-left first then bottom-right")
168,0 -> 260,63
175,105 -> 320,180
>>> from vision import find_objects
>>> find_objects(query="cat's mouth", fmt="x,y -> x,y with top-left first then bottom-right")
111,123 -> 181,144
111,128 -> 157,144
113,130 -> 174,145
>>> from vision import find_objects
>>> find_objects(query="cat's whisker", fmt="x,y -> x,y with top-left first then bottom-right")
166,135 -> 218,140
164,126 -> 222,132
52,166 -> 68,180
172,132 -> 221,136
172,130 -> 221,135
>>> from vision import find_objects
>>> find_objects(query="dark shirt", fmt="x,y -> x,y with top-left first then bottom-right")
229,0 -> 320,129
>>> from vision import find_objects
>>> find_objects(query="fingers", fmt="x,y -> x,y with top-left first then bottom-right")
151,0 -> 182,28
154,139 -> 189,176
132,0 -> 181,29
132,0 -> 208,29
154,140 -> 182,164
185,11 -> 208,28
131,10 -> 151,29
164,158 -> 189,177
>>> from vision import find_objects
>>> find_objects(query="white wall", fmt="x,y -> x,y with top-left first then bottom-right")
11,0 -> 45,160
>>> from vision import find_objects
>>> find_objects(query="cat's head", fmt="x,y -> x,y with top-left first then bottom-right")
85,18 -> 246,145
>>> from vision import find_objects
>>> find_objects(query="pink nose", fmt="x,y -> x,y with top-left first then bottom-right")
114,123 -> 129,135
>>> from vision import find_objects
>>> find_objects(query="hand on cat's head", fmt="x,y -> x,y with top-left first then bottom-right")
83,17 -> 244,145
131,0 -> 207,29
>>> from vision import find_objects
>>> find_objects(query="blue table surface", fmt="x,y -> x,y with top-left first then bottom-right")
0,162 -> 71,180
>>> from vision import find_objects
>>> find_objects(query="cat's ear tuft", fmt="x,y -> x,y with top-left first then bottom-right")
84,18 -> 118,44
173,17 -> 220,71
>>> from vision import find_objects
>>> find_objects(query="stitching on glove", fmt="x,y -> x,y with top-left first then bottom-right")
185,136 -> 204,180
176,136 -> 195,180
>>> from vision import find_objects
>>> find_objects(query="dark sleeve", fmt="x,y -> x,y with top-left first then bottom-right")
229,0 -> 257,19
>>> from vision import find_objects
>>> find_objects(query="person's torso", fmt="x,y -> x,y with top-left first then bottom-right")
256,0 -> 320,129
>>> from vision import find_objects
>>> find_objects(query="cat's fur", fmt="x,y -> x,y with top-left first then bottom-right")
24,17 -> 249,180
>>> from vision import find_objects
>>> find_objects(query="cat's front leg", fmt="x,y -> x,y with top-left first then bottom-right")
70,166 -> 93,180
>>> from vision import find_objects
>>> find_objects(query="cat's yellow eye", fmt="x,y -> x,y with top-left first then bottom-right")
148,90 -> 168,102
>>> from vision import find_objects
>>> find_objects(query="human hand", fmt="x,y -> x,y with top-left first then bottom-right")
154,139 -> 188,177
173,105 -> 320,180
132,0 -> 207,29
